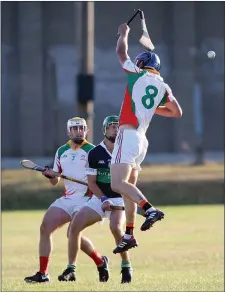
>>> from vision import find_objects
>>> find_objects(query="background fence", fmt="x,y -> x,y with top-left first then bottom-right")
1,1 -> 224,158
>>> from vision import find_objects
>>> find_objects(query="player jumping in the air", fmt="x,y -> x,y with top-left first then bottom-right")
24,118 -> 108,283
58,116 -> 136,283
110,23 -> 182,254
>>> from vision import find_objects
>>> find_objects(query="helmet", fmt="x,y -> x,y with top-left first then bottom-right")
134,51 -> 161,71
103,115 -> 119,134
67,117 -> 87,145
67,117 -> 87,132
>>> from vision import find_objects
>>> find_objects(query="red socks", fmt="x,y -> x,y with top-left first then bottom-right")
89,250 -> 104,267
39,256 -> 49,275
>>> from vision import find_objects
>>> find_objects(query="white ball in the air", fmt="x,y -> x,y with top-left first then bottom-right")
207,51 -> 216,59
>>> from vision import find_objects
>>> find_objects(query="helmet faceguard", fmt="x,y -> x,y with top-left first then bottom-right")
102,115 -> 119,143
134,51 -> 161,71
67,117 -> 88,144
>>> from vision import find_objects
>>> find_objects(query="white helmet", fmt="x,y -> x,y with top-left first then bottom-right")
67,117 -> 87,132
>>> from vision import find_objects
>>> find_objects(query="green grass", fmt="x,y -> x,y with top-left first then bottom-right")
2,205 -> 224,291
2,164 -> 224,210
2,163 -> 224,187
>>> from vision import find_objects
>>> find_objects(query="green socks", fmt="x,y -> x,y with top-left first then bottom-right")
67,264 -> 76,271
121,260 -> 132,269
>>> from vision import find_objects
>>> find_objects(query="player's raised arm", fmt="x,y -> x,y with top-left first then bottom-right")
116,23 -> 130,67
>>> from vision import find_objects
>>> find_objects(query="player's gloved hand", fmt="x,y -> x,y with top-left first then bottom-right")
42,166 -> 56,179
101,196 -> 114,211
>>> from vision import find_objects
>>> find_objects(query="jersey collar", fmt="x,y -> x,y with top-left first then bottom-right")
144,68 -> 160,75
100,141 -> 112,157
67,139 -> 88,150
144,69 -> 163,81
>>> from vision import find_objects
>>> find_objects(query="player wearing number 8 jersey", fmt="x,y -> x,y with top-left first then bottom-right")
119,58 -> 175,134
111,23 -> 182,254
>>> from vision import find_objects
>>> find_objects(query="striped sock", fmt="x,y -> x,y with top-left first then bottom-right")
121,260 -> 132,268
124,222 -> 134,239
139,200 -> 154,212
67,264 -> 76,271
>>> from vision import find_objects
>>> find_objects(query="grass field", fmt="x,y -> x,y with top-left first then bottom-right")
2,205 -> 224,291
2,163 -> 224,188
2,164 -> 224,210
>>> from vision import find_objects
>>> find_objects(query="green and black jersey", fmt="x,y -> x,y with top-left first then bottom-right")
86,141 -> 121,199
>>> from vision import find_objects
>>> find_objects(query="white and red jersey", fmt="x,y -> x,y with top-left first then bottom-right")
119,59 -> 175,133
53,139 -> 95,197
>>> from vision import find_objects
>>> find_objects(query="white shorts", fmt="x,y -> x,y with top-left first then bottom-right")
49,194 -> 89,218
111,129 -> 148,171
85,195 -> 125,221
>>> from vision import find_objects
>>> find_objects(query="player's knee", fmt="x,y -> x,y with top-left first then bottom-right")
40,222 -> 52,236
69,219 -> 85,235
69,222 -> 80,235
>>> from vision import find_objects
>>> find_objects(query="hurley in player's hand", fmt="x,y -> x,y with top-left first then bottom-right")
42,166 -> 56,179
118,23 -> 130,36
